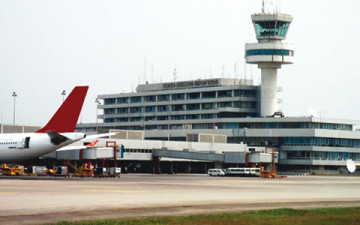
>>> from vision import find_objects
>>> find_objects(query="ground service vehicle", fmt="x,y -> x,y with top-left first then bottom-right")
225,168 -> 260,177
207,169 -> 226,176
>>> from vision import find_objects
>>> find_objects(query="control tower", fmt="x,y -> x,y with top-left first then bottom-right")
245,7 -> 294,117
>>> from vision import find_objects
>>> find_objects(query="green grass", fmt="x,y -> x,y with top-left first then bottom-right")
51,207 -> 360,225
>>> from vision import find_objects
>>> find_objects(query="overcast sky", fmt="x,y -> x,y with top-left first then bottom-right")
0,0 -> 359,126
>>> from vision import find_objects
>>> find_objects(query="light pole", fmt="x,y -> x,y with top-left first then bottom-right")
61,90 -> 66,102
95,98 -> 100,133
12,92 -> 17,125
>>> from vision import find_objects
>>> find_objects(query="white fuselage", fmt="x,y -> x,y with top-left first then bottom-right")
0,132 -> 85,162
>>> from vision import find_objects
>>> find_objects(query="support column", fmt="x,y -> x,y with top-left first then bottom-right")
260,64 -> 281,117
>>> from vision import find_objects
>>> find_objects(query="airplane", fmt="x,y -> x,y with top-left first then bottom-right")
0,86 -> 111,162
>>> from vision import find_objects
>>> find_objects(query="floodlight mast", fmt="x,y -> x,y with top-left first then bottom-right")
245,2 -> 294,117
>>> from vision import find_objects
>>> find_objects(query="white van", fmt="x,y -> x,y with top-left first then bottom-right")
207,169 -> 225,176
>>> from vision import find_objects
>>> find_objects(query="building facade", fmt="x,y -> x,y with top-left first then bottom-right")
76,8 -> 360,174
76,79 -> 360,174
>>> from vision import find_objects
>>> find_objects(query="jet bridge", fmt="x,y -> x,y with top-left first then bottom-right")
153,148 -> 277,164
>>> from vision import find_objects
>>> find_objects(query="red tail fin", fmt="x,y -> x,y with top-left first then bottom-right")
36,86 -> 89,133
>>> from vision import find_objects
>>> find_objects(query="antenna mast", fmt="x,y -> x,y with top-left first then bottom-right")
173,65 -> 177,81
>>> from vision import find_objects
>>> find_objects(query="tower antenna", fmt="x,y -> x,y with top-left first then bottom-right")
143,58 -> 147,83
173,65 -> 177,81
222,63 -> 225,78
151,65 -> 154,83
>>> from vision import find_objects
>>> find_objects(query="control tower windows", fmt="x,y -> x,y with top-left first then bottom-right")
254,21 -> 290,37
246,49 -> 294,56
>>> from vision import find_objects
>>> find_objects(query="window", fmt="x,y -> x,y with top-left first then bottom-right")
117,98 -> 128,104
158,95 -> 170,101
186,114 -> 200,120
193,123 -> 213,129
254,21 -> 290,37
202,91 -> 216,99
171,104 -> 185,111
144,96 -> 156,102
104,108 -> 115,115
157,105 -> 169,112
117,118 -> 128,122
234,90 -> 256,97
186,104 -> 200,110
218,90 -> 232,98
218,102 -> 232,108
116,108 -> 128,114
171,115 -> 185,120
129,117 -> 142,122
145,116 -> 156,121
130,96 -> 142,103
172,93 -> 185,101
202,103 -> 216,110
201,114 -> 214,119
104,118 -> 114,123
186,92 -> 200,99
145,106 -> 156,112
246,49 -> 294,57
104,98 -> 116,105
130,107 -> 142,113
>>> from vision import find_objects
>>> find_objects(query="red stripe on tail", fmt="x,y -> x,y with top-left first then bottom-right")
36,86 -> 89,133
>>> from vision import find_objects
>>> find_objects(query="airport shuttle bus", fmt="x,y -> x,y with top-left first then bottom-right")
224,168 -> 260,177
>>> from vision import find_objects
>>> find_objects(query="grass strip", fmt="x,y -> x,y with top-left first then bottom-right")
51,207 -> 360,225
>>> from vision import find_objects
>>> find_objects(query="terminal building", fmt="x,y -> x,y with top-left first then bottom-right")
76,8 -> 360,174
76,78 -> 360,174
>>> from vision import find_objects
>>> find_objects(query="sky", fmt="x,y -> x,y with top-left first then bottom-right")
0,0 -> 360,126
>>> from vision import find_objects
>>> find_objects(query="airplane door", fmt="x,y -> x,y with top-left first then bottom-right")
24,137 -> 30,148
17,137 -> 30,149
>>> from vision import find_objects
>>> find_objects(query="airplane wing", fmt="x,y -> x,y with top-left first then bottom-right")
56,146 -> 89,151
56,132 -> 117,151
83,133 -> 117,141
56,139 -> 98,151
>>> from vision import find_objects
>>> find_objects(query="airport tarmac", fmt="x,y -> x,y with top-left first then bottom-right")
0,174 -> 360,225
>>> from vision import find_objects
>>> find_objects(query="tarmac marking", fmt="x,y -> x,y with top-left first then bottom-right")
0,192 -> 16,195
82,189 -> 147,193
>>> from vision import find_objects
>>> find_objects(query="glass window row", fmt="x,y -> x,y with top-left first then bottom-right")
102,90 -> 257,105
282,137 -> 360,148
246,49 -> 294,57
103,101 -> 256,115
254,21 -> 290,37
287,151 -> 360,160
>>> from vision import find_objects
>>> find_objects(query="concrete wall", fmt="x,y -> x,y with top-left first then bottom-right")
0,124 -> 40,133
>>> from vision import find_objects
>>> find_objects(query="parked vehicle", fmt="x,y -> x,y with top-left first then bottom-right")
207,169 -> 226,176
225,168 -> 260,177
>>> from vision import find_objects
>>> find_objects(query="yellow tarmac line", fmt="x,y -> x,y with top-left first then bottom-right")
0,192 -> 16,195
82,189 -> 147,193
